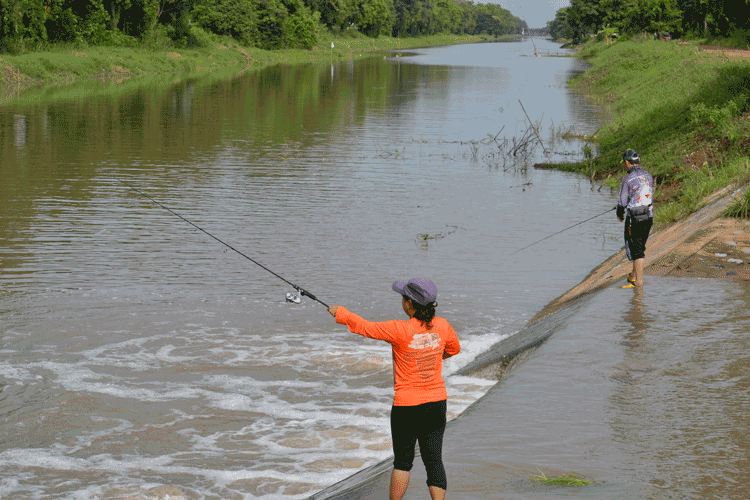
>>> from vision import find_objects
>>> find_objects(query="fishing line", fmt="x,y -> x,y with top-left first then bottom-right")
508,206 -> 617,257
101,168 -> 329,308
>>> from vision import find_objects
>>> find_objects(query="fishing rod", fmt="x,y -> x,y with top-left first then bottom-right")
101,168 -> 329,308
508,206 -> 617,257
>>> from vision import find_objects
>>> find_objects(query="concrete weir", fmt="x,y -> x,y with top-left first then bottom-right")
306,183 -> 749,500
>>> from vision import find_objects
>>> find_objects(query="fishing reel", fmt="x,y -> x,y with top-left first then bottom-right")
285,290 -> 302,304
285,287 -> 324,306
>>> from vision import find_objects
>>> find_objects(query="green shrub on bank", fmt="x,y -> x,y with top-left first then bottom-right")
725,173 -> 750,219
284,8 -> 321,50
192,0 -> 259,46
689,96 -> 748,140
99,30 -> 140,48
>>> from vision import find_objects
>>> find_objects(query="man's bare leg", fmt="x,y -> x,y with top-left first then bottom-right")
390,470 -> 410,500
633,258 -> 645,286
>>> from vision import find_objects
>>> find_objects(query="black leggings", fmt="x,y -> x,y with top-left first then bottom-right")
390,399 -> 447,490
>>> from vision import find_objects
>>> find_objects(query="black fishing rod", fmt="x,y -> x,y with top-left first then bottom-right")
101,169 -> 329,308
509,206 -> 617,257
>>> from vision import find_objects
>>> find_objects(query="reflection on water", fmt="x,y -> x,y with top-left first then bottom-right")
621,286 -> 650,341
0,39 -> 623,499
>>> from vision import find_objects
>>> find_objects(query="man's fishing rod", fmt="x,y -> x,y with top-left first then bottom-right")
508,206 -> 617,256
101,169 -> 329,308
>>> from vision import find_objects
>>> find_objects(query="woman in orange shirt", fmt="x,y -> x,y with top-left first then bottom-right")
328,277 -> 461,500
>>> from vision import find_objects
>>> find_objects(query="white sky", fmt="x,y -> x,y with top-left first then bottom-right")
477,0 -> 571,29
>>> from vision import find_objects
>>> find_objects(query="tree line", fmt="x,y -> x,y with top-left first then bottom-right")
0,0 -> 528,53
548,0 -> 750,43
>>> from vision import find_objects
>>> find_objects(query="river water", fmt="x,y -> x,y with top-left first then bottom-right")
0,39 -> 624,499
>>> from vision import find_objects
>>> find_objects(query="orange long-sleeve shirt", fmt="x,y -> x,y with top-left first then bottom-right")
335,307 -> 461,407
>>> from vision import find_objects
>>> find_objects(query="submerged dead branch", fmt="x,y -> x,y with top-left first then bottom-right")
372,111 -> 593,173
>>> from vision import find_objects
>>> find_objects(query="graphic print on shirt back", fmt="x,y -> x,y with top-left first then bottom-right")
405,330 -> 442,381
631,175 -> 653,207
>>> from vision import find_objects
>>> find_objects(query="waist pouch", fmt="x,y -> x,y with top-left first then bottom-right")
629,205 -> 651,223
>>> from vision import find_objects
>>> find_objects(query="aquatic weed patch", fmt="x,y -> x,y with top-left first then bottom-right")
530,471 -> 594,487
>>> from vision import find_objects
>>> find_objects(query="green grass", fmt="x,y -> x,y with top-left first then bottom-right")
556,37 -> 750,224
530,471 -> 594,487
1,43 -> 246,90
724,159 -> 750,218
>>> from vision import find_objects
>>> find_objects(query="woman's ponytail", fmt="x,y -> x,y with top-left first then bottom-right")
412,301 -> 437,329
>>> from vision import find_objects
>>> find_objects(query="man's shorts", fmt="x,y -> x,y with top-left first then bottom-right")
624,216 -> 653,261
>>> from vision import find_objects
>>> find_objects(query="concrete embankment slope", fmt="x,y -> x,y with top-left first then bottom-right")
306,184 -> 749,500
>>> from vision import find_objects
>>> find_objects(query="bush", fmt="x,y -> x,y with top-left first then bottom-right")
689,95 -> 749,137
725,188 -> 750,219
142,24 -> 174,51
284,10 -> 320,49
186,26 -> 215,49
98,29 -> 139,48
193,0 -> 258,46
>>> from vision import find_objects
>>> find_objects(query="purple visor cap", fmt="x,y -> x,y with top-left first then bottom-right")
392,277 -> 437,306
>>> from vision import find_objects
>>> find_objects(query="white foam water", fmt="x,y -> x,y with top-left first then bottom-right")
0,310 -> 507,500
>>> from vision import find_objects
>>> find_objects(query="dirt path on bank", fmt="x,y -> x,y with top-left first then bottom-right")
675,40 -> 750,60
699,46 -> 750,59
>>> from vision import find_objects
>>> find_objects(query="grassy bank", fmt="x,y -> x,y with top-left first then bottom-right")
551,38 -> 750,224
0,32 -> 500,106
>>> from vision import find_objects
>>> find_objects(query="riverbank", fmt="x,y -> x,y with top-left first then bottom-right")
540,37 -> 750,228
0,33 -> 500,106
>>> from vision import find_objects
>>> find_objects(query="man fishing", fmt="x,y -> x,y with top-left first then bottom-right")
617,149 -> 654,288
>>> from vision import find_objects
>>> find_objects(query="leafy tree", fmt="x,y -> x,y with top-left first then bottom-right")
306,0 -> 356,31
352,0 -> 393,37
284,1 -> 320,48
458,1 -> 477,35
391,0 -> 420,37
710,0 -> 750,37
101,0 -> 132,30
676,0 -> 707,34
439,0 -> 463,34
620,0 -> 682,35
548,6 -> 573,41
567,0 -> 606,42
468,2 -> 520,36
192,0 -> 258,45
0,0 -> 47,47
